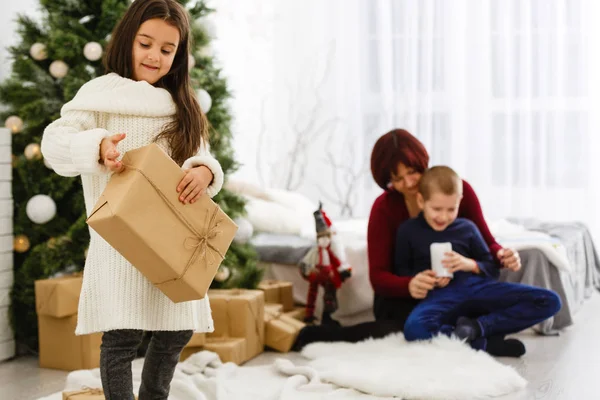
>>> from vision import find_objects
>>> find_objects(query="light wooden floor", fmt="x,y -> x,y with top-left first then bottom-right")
2,293 -> 599,400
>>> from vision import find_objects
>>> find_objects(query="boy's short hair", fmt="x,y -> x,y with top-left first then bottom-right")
418,166 -> 463,201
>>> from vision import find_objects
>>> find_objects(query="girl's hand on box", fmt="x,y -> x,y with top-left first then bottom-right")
176,165 -> 213,204
99,133 -> 126,173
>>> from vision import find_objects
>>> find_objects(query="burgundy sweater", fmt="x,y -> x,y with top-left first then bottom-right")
367,180 -> 503,298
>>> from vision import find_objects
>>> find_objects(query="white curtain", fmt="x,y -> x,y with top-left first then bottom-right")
211,0 -> 600,238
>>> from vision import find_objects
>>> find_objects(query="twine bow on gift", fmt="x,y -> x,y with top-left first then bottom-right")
183,212 -> 225,270
154,203 -> 226,287
64,387 -> 103,399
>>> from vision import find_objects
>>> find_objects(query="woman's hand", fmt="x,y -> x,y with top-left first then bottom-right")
99,133 -> 126,173
408,270 -> 437,299
176,165 -> 213,204
442,251 -> 477,273
498,248 -> 521,271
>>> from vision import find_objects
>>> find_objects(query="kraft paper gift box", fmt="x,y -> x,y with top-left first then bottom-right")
258,280 -> 294,311
187,332 -> 206,347
62,388 -> 137,399
284,306 -> 305,321
180,346 -> 202,361
35,275 -> 101,371
207,289 -> 264,362
203,337 -> 247,364
62,388 -> 105,399
264,304 -> 306,353
86,143 -> 238,303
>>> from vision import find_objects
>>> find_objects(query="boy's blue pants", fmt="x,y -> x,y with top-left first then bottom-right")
403,274 -> 561,350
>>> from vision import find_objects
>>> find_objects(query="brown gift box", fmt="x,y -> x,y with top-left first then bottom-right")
208,289 -> 264,362
86,143 -> 238,303
203,337 -> 247,364
284,306 -> 305,321
264,305 -> 306,353
62,388 -> 105,399
258,280 -> 294,311
62,388 -> 137,399
35,274 -> 82,318
35,276 -> 102,371
187,332 -> 206,347
180,346 -> 202,361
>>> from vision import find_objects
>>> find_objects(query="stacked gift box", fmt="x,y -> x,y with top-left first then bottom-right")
35,274 -> 102,371
62,388 -> 138,399
181,280 -> 306,364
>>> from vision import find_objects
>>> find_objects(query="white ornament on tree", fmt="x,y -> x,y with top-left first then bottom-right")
26,194 -> 57,224
199,46 -> 213,58
49,60 -> 69,79
83,42 -> 103,61
197,89 -> 212,113
5,115 -> 23,133
233,217 -> 253,244
30,43 -> 48,61
43,158 -> 53,170
214,265 -> 230,282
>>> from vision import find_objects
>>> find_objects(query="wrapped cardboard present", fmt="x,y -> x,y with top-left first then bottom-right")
62,388 -> 105,399
180,346 -> 202,361
86,143 -> 238,303
35,273 -> 82,317
204,337 -> 247,365
187,332 -> 206,347
62,388 -> 137,399
35,275 -> 102,371
264,304 -> 306,353
208,289 -> 264,362
258,280 -> 294,311
284,306 -> 306,322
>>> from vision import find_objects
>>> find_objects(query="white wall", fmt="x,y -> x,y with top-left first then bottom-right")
0,128 -> 13,361
0,0 -> 40,84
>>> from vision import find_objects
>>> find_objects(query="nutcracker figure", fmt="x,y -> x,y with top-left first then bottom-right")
299,203 -> 352,326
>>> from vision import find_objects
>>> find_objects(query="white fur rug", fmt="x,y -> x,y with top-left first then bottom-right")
301,333 -> 527,399
38,334 -> 526,400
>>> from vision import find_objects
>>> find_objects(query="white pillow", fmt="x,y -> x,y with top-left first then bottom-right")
264,189 -> 317,238
243,196 -> 307,236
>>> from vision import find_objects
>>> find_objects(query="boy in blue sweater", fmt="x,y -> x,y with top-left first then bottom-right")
396,166 -> 561,357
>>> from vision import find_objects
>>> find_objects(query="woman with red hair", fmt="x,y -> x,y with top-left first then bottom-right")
368,129 -> 520,324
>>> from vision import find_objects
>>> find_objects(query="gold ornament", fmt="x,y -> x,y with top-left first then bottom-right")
14,235 -> 30,253
47,237 -> 57,249
5,115 -> 23,133
57,235 -> 71,245
24,143 -> 42,160
214,265 -> 230,282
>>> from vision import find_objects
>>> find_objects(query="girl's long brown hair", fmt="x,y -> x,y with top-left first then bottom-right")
103,0 -> 208,165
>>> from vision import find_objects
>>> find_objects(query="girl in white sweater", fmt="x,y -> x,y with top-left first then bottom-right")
40,1 -> 221,398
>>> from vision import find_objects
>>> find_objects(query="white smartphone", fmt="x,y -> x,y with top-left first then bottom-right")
430,242 -> 453,278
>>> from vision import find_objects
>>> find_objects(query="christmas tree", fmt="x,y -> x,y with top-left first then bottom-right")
0,0 -> 260,354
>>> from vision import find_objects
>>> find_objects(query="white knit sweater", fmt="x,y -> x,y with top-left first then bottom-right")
41,73 -> 224,335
